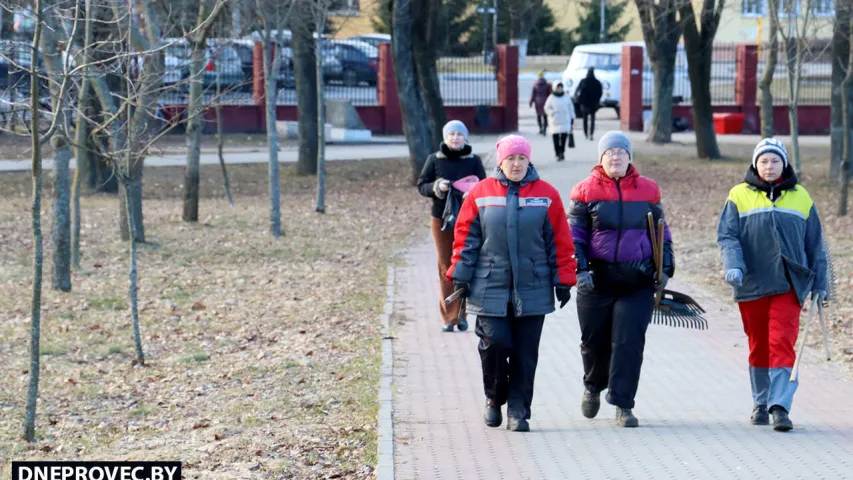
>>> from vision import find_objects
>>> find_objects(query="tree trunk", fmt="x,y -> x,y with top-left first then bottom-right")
293,0 -> 319,176
119,172 -> 145,242
264,31 -> 282,237
24,0 -> 44,442
758,0 -> 779,138
786,36 -> 802,176
216,79 -> 234,206
680,2 -> 722,159
72,0 -> 93,270
183,42 -> 206,222
840,21 -> 853,217
831,4 -> 850,179
413,0 -> 445,149
124,177 -> 145,365
316,10 -> 327,214
51,140 -> 72,291
392,0 -> 436,183
649,59 -> 676,143
183,0 -> 217,222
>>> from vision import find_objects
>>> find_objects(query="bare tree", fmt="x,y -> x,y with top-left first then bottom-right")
831,1 -> 850,179
183,0 -> 227,222
679,0 -> 723,159
391,0 -> 445,182
634,0 -> 685,144
292,0 -> 319,176
23,0 -> 45,443
413,0 -> 445,149
758,0 -> 780,138
72,0 -> 94,270
314,0 -> 329,213
507,0 -> 544,69
841,12 -> 853,216
775,0 -> 832,176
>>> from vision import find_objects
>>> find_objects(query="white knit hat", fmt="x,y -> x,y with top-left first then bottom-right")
752,138 -> 788,169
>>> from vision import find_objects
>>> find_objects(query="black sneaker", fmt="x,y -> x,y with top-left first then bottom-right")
484,399 -> 502,427
506,417 -> 529,432
770,406 -> 793,432
615,407 -> 639,428
441,324 -> 454,333
751,404 -> 769,425
581,390 -> 601,419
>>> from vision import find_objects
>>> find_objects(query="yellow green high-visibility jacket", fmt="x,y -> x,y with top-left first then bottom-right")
717,166 -> 827,306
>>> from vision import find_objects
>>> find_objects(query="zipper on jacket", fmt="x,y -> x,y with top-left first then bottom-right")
614,179 -> 624,262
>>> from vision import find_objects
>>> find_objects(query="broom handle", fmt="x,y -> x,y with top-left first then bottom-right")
655,219 -> 665,305
646,213 -> 660,265
790,297 -> 818,382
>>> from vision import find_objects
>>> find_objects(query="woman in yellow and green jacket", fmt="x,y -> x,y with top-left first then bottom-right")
717,138 -> 827,432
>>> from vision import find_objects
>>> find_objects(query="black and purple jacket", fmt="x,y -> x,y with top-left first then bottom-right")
569,164 -> 675,290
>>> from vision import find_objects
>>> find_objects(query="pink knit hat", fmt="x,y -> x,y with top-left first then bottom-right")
495,134 -> 532,165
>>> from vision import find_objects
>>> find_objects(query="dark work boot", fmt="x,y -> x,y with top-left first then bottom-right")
615,407 -> 639,428
484,399 -> 502,428
506,417 -> 530,432
441,324 -> 454,333
457,316 -> 468,332
751,404 -> 769,425
581,390 -> 601,419
770,406 -> 793,432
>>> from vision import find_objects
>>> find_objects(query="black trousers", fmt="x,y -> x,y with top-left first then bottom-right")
582,109 -> 596,138
536,114 -> 548,132
552,133 -> 568,157
576,287 -> 654,409
476,304 -> 545,420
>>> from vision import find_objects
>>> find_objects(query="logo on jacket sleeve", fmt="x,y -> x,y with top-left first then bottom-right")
520,197 -> 551,208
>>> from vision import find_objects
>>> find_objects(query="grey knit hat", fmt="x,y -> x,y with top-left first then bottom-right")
597,131 -> 632,163
442,120 -> 469,139
752,138 -> 788,169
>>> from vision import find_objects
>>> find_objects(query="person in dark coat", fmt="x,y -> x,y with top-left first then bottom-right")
568,131 -> 675,428
529,71 -> 552,136
575,67 -> 603,141
717,138 -> 827,432
417,120 -> 487,332
448,134 -> 577,432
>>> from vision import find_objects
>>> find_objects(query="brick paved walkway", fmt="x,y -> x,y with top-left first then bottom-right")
390,131 -> 853,479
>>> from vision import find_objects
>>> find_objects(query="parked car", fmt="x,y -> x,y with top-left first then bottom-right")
561,41 -> 691,117
346,34 -> 391,48
328,40 -> 378,86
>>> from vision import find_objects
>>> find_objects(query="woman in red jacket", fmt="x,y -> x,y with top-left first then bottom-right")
568,131 -> 674,428
448,134 -> 577,432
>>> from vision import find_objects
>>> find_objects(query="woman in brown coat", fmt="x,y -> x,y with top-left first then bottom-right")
529,71 -> 552,136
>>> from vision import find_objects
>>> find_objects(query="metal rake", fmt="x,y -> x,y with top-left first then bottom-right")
652,289 -> 709,330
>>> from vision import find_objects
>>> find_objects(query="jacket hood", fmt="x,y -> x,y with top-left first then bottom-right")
494,163 -> 540,186
744,164 -> 798,200
586,67 -> 596,79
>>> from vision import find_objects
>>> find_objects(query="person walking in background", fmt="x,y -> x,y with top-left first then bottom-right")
717,138 -> 827,432
568,131 -> 675,428
544,81 -> 576,162
529,71 -> 552,136
575,67 -> 603,141
448,134 -> 577,432
417,120 -> 487,333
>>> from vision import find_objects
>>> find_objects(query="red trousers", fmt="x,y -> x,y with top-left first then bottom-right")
738,290 -> 802,369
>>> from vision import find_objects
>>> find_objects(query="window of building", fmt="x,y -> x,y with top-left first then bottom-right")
742,0 -> 765,16
812,0 -> 834,16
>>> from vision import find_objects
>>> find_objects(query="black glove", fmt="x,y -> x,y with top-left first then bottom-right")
555,284 -> 571,309
453,282 -> 471,299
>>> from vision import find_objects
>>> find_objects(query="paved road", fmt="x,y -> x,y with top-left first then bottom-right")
388,113 -> 853,479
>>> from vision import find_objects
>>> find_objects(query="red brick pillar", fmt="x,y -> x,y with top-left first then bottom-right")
496,44 -> 519,131
377,43 -> 401,134
253,41 -> 274,133
736,44 -> 759,134
620,45 -> 644,132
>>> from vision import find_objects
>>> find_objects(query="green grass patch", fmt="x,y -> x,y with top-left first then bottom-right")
178,352 -> 210,363
56,312 -> 74,320
131,404 -> 153,416
89,297 -> 128,311
107,346 -> 124,355
40,345 -> 67,356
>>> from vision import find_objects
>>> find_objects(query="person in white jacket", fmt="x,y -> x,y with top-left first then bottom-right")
544,81 -> 576,162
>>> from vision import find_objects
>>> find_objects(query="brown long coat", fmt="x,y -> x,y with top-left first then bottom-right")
529,77 -> 552,116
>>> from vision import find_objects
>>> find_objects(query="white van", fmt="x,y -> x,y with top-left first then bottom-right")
561,42 -> 691,117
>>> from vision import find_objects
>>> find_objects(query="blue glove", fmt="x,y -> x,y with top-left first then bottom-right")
576,271 -> 594,292
725,268 -> 743,287
812,290 -> 827,305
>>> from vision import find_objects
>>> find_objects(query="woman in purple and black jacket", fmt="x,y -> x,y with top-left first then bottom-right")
568,131 -> 675,428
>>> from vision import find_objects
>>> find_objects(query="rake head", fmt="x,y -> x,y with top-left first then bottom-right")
651,289 -> 708,330
824,238 -> 838,302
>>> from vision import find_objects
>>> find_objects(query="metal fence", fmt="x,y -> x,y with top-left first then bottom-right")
436,55 -> 498,106
641,43 -> 739,107
755,40 -> 832,105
